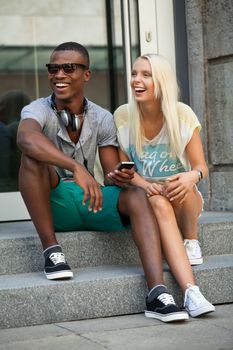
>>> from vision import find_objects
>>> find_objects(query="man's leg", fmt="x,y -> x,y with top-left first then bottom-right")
117,186 -> 189,323
19,154 -> 73,279
117,186 -> 164,289
19,154 -> 58,249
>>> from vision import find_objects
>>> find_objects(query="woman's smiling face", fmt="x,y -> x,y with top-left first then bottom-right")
130,57 -> 155,103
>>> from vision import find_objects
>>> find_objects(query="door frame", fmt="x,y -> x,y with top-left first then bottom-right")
138,0 -> 176,71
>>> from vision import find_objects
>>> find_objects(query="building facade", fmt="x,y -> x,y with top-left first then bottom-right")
185,0 -> 233,212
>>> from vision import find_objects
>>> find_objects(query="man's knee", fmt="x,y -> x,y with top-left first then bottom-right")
122,186 -> 147,201
19,154 -> 60,192
19,154 -> 50,180
118,186 -> 149,215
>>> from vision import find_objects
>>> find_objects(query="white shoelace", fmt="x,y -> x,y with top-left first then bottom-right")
49,252 -> 66,265
158,293 -> 176,305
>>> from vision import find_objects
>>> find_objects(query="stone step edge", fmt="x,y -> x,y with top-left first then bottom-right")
0,211 -> 233,240
0,254 -> 232,329
0,254 -> 233,284
0,226 -> 232,276
1,254 -> 232,288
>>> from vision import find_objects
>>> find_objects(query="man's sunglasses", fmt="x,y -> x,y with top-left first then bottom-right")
46,63 -> 88,74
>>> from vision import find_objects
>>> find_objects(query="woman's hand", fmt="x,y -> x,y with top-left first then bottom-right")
107,166 -> 135,187
162,171 -> 198,203
146,182 -> 164,197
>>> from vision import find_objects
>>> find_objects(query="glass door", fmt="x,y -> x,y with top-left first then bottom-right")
0,0 -> 140,221
0,0 -> 175,221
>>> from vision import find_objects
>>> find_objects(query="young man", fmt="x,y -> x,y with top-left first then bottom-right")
17,42 -> 189,323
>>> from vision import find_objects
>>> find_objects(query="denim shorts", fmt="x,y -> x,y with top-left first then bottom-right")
50,179 -> 128,232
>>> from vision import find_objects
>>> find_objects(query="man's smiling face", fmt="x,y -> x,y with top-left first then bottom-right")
48,50 -> 90,105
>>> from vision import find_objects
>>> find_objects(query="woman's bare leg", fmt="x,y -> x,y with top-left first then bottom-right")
149,195 -> 195,291
171,187 -> 203,240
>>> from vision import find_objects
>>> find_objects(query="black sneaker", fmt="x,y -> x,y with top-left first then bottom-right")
145,285 -> 189,323
44,246 -> 73,280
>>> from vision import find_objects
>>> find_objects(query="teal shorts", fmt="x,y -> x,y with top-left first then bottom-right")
50,179 -> 129,232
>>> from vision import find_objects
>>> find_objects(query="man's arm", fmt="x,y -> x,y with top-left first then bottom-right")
17,118 -> 103,212
18,119 -> 79,170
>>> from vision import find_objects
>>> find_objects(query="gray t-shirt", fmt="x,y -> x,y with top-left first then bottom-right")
21,96 -> 119,178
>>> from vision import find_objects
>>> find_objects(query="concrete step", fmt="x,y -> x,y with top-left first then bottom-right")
0,254 -> 232,329
0,211 -> 232,275
198,211 -> 233,255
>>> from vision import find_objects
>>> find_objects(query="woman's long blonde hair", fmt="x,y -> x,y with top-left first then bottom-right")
128,54 -> 181,158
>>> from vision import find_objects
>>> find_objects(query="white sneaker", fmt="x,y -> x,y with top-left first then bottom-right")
184,239 -> 203,265
184,284 -> 215,317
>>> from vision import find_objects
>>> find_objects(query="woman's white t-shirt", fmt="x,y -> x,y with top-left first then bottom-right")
114,102 -> 201,182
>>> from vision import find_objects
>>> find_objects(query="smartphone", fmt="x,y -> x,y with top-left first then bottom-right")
117,161 -> 135,170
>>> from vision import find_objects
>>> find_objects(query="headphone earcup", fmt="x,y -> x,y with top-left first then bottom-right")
58,110 -> 80,131
51,93 -> 81,131
59,110 -> 70,127
70,114 -> 79,131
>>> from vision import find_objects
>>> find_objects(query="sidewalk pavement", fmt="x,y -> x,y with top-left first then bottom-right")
0,304 -> 232,350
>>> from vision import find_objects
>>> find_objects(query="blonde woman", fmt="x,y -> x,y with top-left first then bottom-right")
111,54 -> 215,319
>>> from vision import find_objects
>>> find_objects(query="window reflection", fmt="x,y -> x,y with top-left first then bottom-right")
0,90 -> 30,191
0,0 -> 139,194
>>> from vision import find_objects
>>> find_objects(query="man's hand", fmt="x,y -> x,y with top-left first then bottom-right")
107,166 -> 135,186
73,164 -> 103,213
